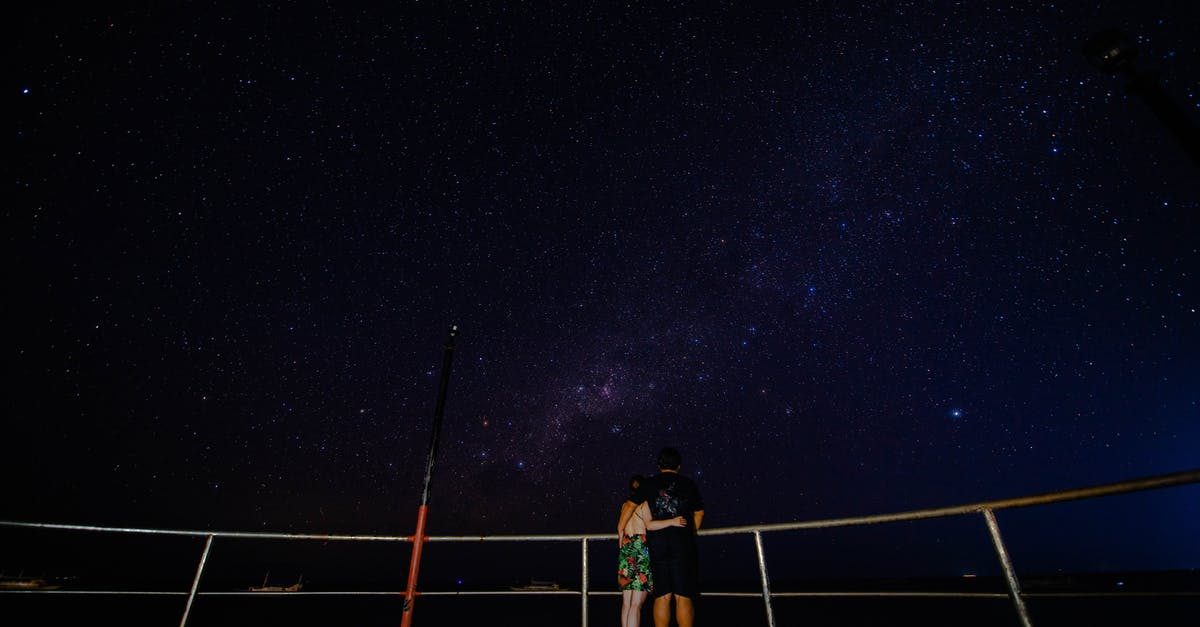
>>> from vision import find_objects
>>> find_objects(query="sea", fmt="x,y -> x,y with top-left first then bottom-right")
3,571 -> 1197,626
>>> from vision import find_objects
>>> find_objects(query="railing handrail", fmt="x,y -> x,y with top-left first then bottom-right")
705,467 -> 1200,536
2,466 -> 1197,627
3,467 -> 1196,542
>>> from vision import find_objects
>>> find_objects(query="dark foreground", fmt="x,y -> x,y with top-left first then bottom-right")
3,572 -> 1198,627
2,594 -> 1198,626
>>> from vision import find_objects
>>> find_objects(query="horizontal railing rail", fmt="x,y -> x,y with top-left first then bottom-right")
2,467 -> 1197,627
8,467 -> 1196,542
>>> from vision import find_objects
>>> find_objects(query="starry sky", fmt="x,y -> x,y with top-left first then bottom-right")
7,1 -> 1199,580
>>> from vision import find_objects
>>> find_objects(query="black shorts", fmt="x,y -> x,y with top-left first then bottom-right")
648,530 -> 699,599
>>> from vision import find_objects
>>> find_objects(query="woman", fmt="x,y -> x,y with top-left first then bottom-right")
618,474 -> 686,627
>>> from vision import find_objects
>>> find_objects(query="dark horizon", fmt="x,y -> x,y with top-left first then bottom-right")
2,553 -> 1198,627
4,468 -> 1199,593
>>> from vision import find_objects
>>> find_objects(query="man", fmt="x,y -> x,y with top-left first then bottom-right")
619,447 -> 705,627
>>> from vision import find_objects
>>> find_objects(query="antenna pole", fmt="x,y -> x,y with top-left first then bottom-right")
401,325 -> 458,627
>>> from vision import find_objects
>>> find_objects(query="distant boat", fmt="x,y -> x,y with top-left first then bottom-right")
509,579 -> 562,591
0,574 -> 62,591
248,572 -> 304,592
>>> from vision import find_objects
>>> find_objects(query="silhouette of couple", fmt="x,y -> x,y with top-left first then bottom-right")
617,447 -> 705,627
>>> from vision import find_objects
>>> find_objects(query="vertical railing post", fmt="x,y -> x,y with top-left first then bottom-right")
581,537 -> 590,627
179,533 -> 214,627
983,509 -> 1034,627
753,530 -> 777,627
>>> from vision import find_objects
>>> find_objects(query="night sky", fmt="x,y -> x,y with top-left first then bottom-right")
7,1 -> 1200,581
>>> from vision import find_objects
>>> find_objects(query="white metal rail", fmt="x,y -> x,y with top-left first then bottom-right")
2,467 -> 1197,626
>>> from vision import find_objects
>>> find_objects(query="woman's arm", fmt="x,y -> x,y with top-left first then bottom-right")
617,500 -> 638,545
645,515 -> 687,531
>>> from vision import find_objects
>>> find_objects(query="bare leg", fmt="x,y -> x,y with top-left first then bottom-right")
653,593 -> 673,627
628,590 -> 647,627
675,594 -> 694,627
621,589 -> 632,627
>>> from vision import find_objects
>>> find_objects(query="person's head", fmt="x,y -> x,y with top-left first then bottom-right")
628,474 -> 645,500
656,447 -> 682,471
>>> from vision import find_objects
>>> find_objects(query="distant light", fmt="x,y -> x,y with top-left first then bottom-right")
22,88 -> 30,94
1082,30 -> 1139,74
949,408 -> 964,419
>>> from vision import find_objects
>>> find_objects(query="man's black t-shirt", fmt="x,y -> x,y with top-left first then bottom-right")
633,472 -> 704,539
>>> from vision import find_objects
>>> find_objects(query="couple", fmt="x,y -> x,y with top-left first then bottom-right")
616,447 -> 705,627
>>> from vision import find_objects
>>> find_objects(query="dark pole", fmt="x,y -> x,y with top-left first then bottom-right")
401,325 -> 458,627
1122,70 -> 1200,167
1082,28 -> 1200,168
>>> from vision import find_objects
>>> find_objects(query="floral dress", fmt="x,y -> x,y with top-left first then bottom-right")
618,533 -> 653,591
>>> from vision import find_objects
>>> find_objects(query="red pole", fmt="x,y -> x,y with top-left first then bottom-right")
400,326 -> 457,627
400,505 -> 429,627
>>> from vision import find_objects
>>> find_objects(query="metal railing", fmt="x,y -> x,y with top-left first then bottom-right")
2,467 -> 1198,626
